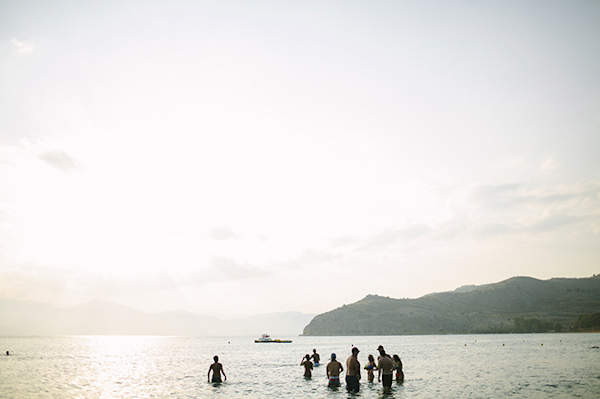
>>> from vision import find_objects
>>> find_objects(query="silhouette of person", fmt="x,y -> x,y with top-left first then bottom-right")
208,355 -> 226,383
346,347 -> 361,392
393,354 -> 404,383
301,354 -> 313,377
326,353 -> 343,387
377,347 -> 394,391
310,348 -> 320,365
365,354 -> 378,382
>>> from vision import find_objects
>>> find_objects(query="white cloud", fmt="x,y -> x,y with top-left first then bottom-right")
209,226 -> 238,241
38,150 -> 81,173
10,37 -> 34,54
540,157 -> 560,173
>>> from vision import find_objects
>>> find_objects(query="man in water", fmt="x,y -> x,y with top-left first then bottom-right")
345,347 -> 361,392
377,347 -> 394,391
326,353 -> 344,387
208,355 -> 226,383
376,345 -> 388,359
310,348 -> 320,366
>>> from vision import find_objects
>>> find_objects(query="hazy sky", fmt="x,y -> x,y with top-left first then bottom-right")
1,0 -> 599,317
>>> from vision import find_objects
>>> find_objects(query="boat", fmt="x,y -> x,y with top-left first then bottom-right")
254,334 -> 292,343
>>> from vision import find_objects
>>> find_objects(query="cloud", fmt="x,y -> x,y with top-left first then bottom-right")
208,256 -> 268,280
471,183 -> 525,210
540,157 -> 560,173
326,180 -> 600,254
469,181 -> 600,236
10,37 -> 34,54
37,150 -> 81,173
471,181 -> 600,211
327,223 -> 431,253
359,224 -> 431,250
209,226 -> 238,241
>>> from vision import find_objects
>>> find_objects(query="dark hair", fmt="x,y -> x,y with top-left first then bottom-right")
214,356 -> 219,362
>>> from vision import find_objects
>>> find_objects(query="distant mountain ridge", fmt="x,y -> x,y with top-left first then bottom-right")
0,299 -> 313,337
302,275 -> 600,336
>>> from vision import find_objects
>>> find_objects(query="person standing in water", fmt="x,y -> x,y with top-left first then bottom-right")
393,354 -> 404,383
310,348 -> 320,366
377,348 -> 394,391
345,347 -> 361,392
326,353 -> 344,387
301,354 -> 313,377
208,356 -> 226,383
365,354 -> 378,382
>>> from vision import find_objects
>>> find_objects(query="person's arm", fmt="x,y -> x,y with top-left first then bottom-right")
378,362 -> 382,382
222,367 -> 226,381
208,365 -> 212,382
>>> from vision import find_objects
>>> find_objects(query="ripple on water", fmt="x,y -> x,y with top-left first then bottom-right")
1,334 -> 600,398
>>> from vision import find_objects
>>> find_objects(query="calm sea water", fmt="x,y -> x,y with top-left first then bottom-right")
1,333 -> 599,398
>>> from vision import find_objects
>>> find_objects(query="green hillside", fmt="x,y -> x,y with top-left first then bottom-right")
302,276 -> 600,336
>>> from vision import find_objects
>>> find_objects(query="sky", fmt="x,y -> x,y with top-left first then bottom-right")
1,0 -> 599,317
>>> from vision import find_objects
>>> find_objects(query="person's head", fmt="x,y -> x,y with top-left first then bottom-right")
393,354 -> 401,362
377,345 -> 384,353
351,347 -> 360,356
313,348 -> 317,353
213,356 -> 219,362
305,354 -> 310,360
331,353 -> 336,360
368,354 -> 374,362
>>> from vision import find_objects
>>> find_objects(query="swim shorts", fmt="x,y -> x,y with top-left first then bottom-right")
382,374 -> 392,388
211,377 -> 222,383
345,375 -> 360,392
328,376 -> 340,387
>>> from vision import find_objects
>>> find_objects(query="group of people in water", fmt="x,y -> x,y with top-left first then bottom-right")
301,345 -> 404,392
208,344 -> 404,392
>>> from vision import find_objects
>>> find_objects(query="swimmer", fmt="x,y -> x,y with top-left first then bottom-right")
208,356 -> 226,383
301,354 -> 313,377
326,353 -> 344,387
364,354 -> 378,382
377,348 -> 394,391
310,348 -> 320,366
392,354 -> 404,383
345,347 -> 361,392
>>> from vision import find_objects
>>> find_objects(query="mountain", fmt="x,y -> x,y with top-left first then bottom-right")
302,275 -> 600,336
0,299 -> 313,336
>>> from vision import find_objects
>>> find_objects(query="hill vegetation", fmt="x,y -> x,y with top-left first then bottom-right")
302,275 -> 600,336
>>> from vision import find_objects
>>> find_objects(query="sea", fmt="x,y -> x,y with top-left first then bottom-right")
1,333 -> 599,398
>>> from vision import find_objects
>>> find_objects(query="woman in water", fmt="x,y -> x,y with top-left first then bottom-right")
392,354 -> 404,383
364,354 -> 378,382
301,354 -> 313,378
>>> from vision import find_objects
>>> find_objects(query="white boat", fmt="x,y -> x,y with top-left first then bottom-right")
254,334 -> 292,343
